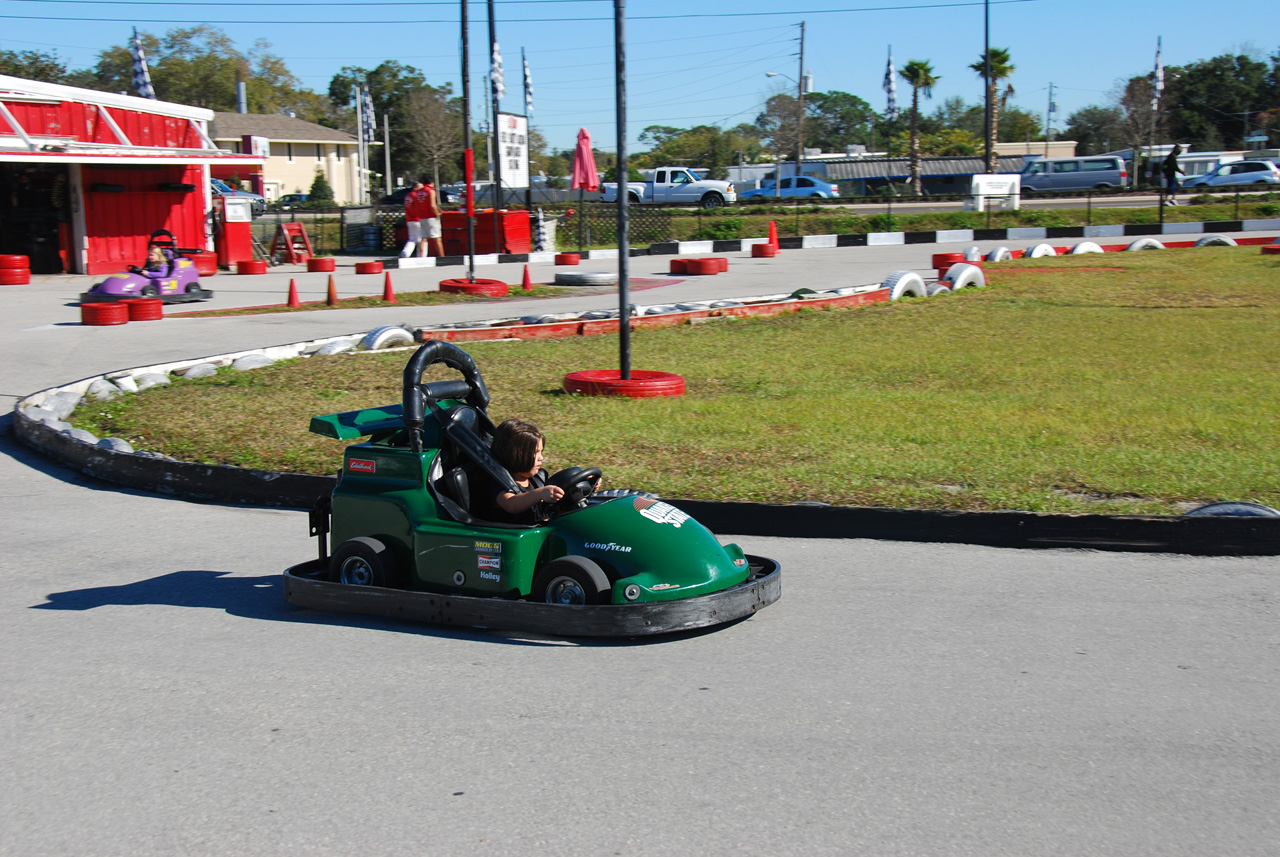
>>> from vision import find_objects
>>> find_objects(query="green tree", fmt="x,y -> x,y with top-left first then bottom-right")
0,49 -> 69,83
1163,54 -> 1273,149
803,91 -> 878,152
899,60 -> 940,195
309,170 -> 334,203
970,48 -> 1015,172
633,124 -> 764,173
1065,105 -> 1126,154
329,61 -> 436,183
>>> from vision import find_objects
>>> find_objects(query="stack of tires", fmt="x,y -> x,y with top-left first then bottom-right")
0,254 -> 31,285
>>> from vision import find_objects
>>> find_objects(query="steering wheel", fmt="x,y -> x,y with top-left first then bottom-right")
547,466 -> 602,512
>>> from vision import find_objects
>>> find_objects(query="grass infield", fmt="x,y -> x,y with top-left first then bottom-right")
74,246 -> 1279,515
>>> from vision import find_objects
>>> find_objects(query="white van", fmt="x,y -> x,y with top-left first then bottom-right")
1020,156 -> 1128,193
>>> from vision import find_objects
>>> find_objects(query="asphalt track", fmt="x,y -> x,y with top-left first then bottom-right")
3,239 -> 1277,856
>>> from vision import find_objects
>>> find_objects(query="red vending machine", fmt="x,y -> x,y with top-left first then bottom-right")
214,197 -> 255,268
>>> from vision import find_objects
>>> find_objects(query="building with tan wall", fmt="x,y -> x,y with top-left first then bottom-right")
209,113 -> 365,204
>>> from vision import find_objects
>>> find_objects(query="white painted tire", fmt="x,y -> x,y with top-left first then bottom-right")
963,246 -> 983,262
926,282 -> 952,297
360,325 -> 415,350
1069,241 -> 1104,254
1194,234 -> 1237,247
985,246 -> 1012,262
942,263 -> 986,290
1026,243 -> 1057,258
554,270 -> 619,286
882,270 -> 927,300
1126,238 -> 1165,251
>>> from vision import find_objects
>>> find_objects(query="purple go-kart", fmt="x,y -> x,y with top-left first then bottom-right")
80,230 -> 214,304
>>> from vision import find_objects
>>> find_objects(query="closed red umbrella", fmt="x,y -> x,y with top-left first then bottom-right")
570,127 -> 599,191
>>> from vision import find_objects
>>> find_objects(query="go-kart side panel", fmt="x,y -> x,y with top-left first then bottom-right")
330,444 -> 432,571
412,525 -> 551,598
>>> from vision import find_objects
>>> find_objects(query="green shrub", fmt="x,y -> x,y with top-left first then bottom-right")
309,171 -> 335,203
690,217 -> 745,241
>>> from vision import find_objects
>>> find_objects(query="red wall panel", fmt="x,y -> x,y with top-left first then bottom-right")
82,164 -> 206,274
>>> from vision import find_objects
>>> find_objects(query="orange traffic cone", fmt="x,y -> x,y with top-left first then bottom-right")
326,274 -> 339,306
382,271 -> 396,302
522,264 -> 533,291
767,220 -> 780,253
286,278 -> 301,308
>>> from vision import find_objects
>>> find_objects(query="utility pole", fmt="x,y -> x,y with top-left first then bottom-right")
383,113 -> 391,196
461,0 -> 476,281
796,21 -> 806,180
1044,82 -> 1054,157
488,0 -> 503,218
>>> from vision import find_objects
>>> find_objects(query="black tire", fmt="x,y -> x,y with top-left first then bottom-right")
700,193 -> 725,210
532,556 -> 610,605
140,284 -> 159,297
1094,184 -> 1111,190
329,536 -> 403,588
628,192 -> 640,204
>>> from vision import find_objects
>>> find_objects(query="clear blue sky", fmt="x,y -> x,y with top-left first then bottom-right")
2,0 -> 1276,154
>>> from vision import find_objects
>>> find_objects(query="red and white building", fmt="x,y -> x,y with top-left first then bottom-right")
0,74 -> 263,275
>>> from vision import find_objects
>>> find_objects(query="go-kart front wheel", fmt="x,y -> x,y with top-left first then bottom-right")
533,556 -> 610,605
329,536 -> 403,588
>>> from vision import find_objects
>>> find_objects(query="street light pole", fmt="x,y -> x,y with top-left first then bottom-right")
983,0 -> 992,173
797,21 -> 806,181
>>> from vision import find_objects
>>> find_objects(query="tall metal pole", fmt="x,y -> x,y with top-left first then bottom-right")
488,0 -> 504,246
383,113 -> 392,195
461,0 -> 476,281
615,0 -> 630,380
983,0 -> 992,173
796,21 -> 805,180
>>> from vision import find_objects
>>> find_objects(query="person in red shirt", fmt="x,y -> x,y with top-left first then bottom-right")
416,180 -> 444,257
400,181 -> 424,258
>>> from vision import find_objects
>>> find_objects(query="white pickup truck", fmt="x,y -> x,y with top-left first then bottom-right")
601,167 -> 737,209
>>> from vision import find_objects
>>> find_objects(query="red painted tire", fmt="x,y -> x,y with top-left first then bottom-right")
931,252 -> 965,269
237,260 -> 267,275
685,258 -> 719,276
1261,245 -> 1280,255
188,251 -> 218,277
440,277 -> 509,297
0,254 -> 30,269
563,370 -> 686,398
0,267 -> 31,285
935,269 -> 950,282
355,261 -> 384,275
555,253 -> 581,265
307,257 -> 336,272
121,298 -> 164,321
751,243 -> 777,258
713,257 -> 729,272
669,258 -> 689,274
81,302 -> 129,326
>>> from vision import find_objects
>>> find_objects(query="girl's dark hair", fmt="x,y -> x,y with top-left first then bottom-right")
492,419 -> 544,473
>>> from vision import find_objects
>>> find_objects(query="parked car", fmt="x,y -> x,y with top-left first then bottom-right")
1019,156 -> 1127,192
275,193 -> 309,210
601,167 -> 736,208
210,177 -> 266,217
740,176 -> 840,199
1186,160 -> 1280,188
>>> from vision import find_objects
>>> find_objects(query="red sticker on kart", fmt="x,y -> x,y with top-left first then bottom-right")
348,459 -> 376,473
477,555 -> 500,569
632,497 -> 690,528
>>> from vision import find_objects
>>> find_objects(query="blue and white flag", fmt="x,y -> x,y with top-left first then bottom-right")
360,83 -> 376,147
883,47 -> 898,122
523,49 -> 533,116
130,27 -> 155,100
491,40 -> 506,101
1151,37 -> 1163,111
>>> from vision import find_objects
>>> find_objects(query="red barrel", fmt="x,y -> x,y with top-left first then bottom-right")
751,243 -> 777,258
121,298 -> 164,321
931,252 -> 966,269
188,251 -> 219,277
713,257 -> 729,272
237,260 -> 267,275
554,253 -> 581,265
563,370 -> 686,398
307,257 -> 336,272
0,254 -> 30,268
0,268 -> 31,285
81,302 -> 129,326
440,277 -> 509,297
355,261 -> 384,275
685,258 -> 720,275
669,258 -> 689,274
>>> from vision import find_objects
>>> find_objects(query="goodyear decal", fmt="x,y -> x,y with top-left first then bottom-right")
477,555 -> 500,570
474,540 -> 502,553
632,497 -> 690,529
348,459 -> 376,473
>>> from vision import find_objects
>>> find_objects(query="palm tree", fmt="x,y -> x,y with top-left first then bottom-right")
899,60 -> 939,196
970,48 -> 1015,173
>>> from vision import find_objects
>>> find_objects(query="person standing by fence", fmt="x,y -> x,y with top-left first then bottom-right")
400,181 -> 424,257
417,180 -> 444,257
1163,145 -> 1186,205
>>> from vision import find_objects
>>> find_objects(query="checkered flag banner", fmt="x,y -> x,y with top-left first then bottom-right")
1151,37 -> 1163,111
883,47 -> 898,122
523,49 -> 533,116
491,39 -> 506,101
131,27 -> 156,99
360,83 -> 376,147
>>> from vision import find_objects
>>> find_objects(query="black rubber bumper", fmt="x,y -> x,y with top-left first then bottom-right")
284,555 -> 781,638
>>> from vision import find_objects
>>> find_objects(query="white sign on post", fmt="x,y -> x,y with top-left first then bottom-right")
498,112 -> 529,189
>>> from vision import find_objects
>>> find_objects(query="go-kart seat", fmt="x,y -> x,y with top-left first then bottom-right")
427,404 -> 531,529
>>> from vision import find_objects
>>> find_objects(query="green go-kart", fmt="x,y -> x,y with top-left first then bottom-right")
284,340 -> 780,637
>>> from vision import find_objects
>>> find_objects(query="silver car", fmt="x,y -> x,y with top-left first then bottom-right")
1187,160 -> 1280,188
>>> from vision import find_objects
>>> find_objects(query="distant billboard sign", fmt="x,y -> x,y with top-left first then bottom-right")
498,112 -> 529,189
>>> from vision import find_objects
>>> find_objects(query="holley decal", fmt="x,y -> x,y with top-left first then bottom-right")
348,459 -> 376,474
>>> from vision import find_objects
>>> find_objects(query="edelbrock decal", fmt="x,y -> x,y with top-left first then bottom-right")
348,459 -> 376,473
632,497 -> 690,528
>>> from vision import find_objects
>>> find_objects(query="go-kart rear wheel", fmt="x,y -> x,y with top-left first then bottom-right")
329,537 -> 403,588
141,284 -> 159,298
533,556 -> 610,606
